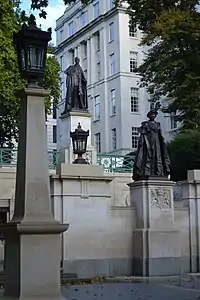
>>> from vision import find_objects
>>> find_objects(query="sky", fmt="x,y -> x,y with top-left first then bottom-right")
20,0 -> 66,44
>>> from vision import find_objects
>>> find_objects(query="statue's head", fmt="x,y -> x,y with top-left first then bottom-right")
74,57 -> 80,65
147,109 -> 157,121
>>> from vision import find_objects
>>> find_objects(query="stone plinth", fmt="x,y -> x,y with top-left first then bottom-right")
129,179 -> 183,276
58,110 -> 96,165
1,87 -> 68,300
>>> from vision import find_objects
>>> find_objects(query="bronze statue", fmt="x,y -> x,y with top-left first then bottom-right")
133,103 -> 170,181
62,57 -> 88,114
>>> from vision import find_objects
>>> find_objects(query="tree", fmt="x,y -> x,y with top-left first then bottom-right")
167,130 -> 200,181
139,10 -> 200,129
116,0 -> 200,129
0,0 -> 61,148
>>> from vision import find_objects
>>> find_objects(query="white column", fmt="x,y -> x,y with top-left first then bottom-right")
182,170 -> 200,272
100,27 -> 109,152
87,37 -> 91,85
90,35 -> 95,83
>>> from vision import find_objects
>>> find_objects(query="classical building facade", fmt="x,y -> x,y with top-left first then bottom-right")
55,0 -> 176,154
46,103 -> 57,151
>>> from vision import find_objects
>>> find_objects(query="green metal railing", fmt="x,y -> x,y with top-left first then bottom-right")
97,153 -> 134,173
0,148 -> 135,173
0,148 -> 58,170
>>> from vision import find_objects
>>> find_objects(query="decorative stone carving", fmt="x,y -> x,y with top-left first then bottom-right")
150,187 -> 171,209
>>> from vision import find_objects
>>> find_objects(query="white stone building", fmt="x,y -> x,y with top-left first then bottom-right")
55,0 -> 177,155
46,103 -> 57,151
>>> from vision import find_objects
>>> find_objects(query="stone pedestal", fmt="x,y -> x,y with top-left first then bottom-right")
1,87 -> 68,300
129,179 -> 183,276
59,110 -> 96,165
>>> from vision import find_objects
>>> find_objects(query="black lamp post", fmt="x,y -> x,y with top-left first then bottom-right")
70,123 -> 89,164
14,14 -> 51,86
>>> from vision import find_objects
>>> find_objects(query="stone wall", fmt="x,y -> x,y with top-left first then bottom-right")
0,167 -> 195,277
50,166 -> 136,278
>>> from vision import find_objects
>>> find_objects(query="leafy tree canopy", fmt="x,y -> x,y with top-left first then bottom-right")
0,0 -> 61,148
168,130 -> 200,181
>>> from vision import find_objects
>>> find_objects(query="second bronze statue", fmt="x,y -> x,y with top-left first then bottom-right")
62,57 -> 88,114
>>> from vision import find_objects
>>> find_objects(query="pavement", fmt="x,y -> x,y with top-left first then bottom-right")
62,282 -> 200,300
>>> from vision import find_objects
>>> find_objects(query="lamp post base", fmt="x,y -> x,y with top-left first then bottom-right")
73,157 -> 88,164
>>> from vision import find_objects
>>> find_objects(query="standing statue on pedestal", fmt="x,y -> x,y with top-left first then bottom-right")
62,57 -> 88,114
133,102 -> 170,181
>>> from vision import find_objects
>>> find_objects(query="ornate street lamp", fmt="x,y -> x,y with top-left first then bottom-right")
70,123 -> 89,164
14,14 -> 51,86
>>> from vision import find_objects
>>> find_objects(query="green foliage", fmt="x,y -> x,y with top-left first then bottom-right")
0,0 -> 61,147
30,0 -> 90,18
116,0 -> 200,130
115,0 -> 199,32
42,55 -> 61,114
139,10 -> 200,129
167,130 -> 200,181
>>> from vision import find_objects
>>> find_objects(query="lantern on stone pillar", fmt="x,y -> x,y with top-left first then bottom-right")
14,14 -> 51,86
70,123 -> 89,164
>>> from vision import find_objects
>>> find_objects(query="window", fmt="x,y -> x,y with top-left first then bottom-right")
109,22 -> 115,42
93,1 -> 100,18
130,51 -> 138,72
53,149 -> 57,165
60,55 -> 63,70
95,31 -> 100,51
68,21 -> 75,36
95,133 -> 101,153
170,112 -> 178,130
60,29 -> 63,41
132,127 -> 139,149
53,125 -> 57,143
129,18 -> 137,37
69,49 -> 75,64
110,89 -> 116,115
130,87 -> 139,112
111,128 -> 117,150
110,0 -> 115,9
80,11 -> 87,27
82,41 -> 87,58
53,103 -> 57,119
96,62 -> 101,81
109,53 -> 116,75
94,95 -> 100,120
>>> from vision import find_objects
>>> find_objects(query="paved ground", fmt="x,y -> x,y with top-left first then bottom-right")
62,282 -> 200,300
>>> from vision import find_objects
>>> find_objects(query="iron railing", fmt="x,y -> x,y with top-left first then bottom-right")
97,153 -> 134,173
0,148 -> 57,170
0,148 -> 135,173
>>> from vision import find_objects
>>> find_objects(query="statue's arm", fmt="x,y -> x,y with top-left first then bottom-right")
65,68 -> 70,86
140,122 -> 149,134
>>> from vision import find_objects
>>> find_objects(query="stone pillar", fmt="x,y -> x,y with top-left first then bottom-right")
58,110 -> 97,166
181,170 -> 200,272
2,87 -> 68,300
129,178 -> 183,276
